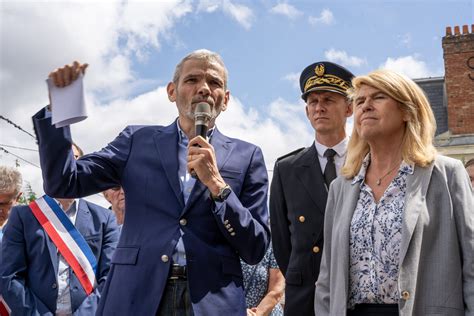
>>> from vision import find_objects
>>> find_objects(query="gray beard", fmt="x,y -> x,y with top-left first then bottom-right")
185,106 -> 219,121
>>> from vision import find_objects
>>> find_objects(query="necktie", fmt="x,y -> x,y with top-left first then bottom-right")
323,149 -> 337,187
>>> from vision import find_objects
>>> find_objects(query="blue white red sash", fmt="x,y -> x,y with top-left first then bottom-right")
29,195 -> 97,295
0,296 -> 10,316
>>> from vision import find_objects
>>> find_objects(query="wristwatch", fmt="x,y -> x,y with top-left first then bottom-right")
211,184 -> 232,202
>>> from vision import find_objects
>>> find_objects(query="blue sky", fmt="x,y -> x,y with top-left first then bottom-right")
1,0 -> 473,204
128,0 -> 472,108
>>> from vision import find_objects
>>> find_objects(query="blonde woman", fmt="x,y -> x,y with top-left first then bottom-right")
314,70 -> 473,316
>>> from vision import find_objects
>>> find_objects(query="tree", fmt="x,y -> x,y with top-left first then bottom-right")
18,182 -> 37,205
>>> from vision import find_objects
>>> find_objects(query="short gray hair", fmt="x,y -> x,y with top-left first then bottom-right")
0,165 -> 22,195
173,49 -> 228,89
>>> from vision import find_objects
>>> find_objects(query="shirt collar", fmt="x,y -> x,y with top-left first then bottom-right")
54,198 -> 79,217
314,137 -> 349,158
352,153 -> 415,186
176,120 -> 215,145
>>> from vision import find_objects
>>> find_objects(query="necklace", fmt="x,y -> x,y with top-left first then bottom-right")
375,161 -> 401,186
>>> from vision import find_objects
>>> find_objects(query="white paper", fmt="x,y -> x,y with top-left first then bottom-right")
46,73 -> 87,128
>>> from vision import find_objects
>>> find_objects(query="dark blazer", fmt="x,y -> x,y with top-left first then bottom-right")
270,144 -> 327,316
1,199 -> 119,315
32,111 -> 270,316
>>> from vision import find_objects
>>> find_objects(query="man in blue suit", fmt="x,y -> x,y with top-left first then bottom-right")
32,49 -> 270,315
1,145 -> 119,315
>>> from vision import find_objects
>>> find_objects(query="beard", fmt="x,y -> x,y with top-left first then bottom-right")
184,100 -> 221,121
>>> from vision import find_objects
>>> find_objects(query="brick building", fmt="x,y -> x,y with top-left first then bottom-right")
415,24 -> 474,164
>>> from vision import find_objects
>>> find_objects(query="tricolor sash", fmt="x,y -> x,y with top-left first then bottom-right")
0,296 -> 10,316
29,195 -> 97,295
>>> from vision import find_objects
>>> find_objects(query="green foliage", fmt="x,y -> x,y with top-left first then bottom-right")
17,182 -> 38,205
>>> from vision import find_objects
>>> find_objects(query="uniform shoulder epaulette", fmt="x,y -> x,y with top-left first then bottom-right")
276,147 -> 305,162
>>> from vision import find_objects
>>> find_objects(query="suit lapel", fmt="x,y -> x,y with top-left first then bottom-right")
153,121 -> 185,209
338,180 -> 361,300
45,229 -> 59,276
399,163 -> 433,263
74,199 -> 91,237
295,144 -> 328,214
183,129 -> 234,212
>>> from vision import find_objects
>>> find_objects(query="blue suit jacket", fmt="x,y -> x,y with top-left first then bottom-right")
32,111 -> 270,315
1,199 -> 119,316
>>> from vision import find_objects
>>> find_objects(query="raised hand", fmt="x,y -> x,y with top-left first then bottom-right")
49,61 -> 88,88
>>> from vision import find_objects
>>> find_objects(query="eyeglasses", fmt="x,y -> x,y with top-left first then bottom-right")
0,193 -> 21,209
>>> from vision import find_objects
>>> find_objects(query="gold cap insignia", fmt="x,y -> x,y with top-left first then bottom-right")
315,64 -> 325,76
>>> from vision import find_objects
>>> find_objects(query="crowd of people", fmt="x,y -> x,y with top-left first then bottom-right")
0,49 -> 473,316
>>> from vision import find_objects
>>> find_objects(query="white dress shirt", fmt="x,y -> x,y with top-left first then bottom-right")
314,137 -> 349,178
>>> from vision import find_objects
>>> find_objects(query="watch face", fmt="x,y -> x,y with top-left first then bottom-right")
221,187 -> 231,200
213,185 -> 231,202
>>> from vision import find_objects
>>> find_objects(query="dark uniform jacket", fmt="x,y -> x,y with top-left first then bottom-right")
270,144 -> 327,316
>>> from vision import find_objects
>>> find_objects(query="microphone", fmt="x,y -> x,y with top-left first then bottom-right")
194,102 -> 212,139
190,103 -> 212,179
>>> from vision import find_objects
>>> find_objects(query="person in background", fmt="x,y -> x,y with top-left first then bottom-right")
1,144 -> 119,315
314,69 -> 474,315
270,61 -> 354,316
0,166 -> 23,237
103,187 -> 125,231
31,49 -> 270,315
0,165 -> 23,315
465,158 -> 474,189
241,241 -> 285,316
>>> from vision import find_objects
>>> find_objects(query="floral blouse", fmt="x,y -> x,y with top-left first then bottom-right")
348,154 -> 414,308
241,243 -> 283,316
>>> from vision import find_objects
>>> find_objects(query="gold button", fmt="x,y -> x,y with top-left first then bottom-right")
161,255 -> 169,263
228,228 -> 234,232
298,216 -> 305,223
179,218 -> 187,226
224,220 -> 229,225
230,232 -> 236,236
225,224 -> 231,229
312,246 -> 320,253
401,290 -> 410,300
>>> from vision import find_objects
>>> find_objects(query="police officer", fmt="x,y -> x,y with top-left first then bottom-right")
270,61 -> 354,316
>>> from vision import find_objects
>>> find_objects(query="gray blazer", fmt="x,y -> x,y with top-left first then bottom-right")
314,155 -> 474,316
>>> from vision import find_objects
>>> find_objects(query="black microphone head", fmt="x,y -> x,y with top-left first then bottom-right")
194,102 -> 212,126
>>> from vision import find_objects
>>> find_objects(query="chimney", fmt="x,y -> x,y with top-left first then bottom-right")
442,25 -> 474,135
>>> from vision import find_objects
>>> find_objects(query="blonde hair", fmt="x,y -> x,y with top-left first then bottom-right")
0,165 -> 22,195
342,69 -> 437,178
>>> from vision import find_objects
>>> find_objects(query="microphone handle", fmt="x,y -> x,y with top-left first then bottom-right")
195,124 -> 208,138
191,124 -> 209,179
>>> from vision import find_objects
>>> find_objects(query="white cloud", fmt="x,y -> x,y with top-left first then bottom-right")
222,0 -> 254,30
282,72 -> 300,89
324,49 -> 367,67
270,3 -> 303,19
196,0 -> 254,29
0,0 -> 191,106
308,9 -> 334,25
218,97 -> 312,173
197,0 -> 221,12
120,0 -> 192,60
379,56 -> 436,78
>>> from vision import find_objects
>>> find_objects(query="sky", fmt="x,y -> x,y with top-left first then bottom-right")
1,0 -> 473,206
